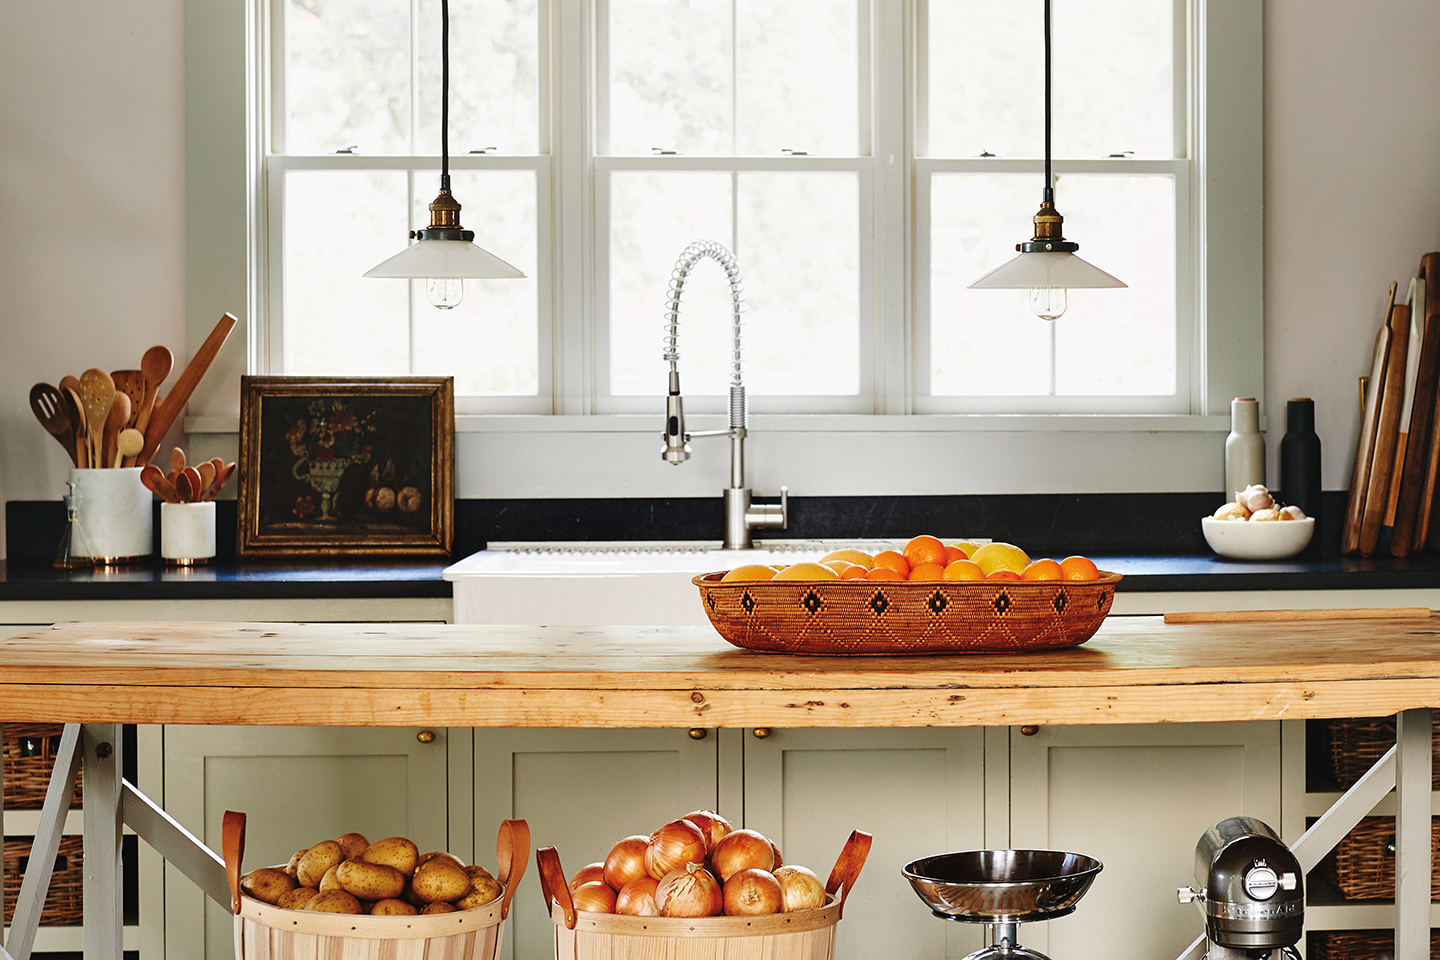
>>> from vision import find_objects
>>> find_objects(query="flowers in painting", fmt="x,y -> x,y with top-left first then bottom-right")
286,400 -> 376,463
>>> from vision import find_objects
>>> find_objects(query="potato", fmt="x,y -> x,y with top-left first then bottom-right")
337,858 -> 407,901
284,848 -> 308,879
465,864 -> 495,883
277,887 -> 321,911
336,832 -> 370,860
296,840 -> 345,888
240,867 -> 296,905
454,873 -> 501,910
361,836 -> 419,878
411,858 -> 471,903
318,863 -> 344,893
306,890 -> 362,914
421,902 -> 457,915
370,898 -> 419,916
401,884 -> 428,908
418,850 -> 466,871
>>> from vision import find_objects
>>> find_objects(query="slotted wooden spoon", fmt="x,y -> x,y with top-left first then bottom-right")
77,369 -> 115,469
29,383 -> 77,465
110,370 -> 146,428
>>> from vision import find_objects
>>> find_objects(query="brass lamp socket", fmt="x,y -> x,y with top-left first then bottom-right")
1016,197 -> 1079,253
409,183 -> 474,241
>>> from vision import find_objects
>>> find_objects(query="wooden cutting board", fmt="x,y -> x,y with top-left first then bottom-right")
1360,299 -> 1410,555
1343,283 -> 1396,554
1391,277 -> 1440,555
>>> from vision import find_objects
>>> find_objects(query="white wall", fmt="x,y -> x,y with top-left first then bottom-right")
2,0 -> 1439,556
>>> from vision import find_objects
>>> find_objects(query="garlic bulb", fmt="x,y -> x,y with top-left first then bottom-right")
1213,502 -> 1250,521
1238,484 -> 1275,514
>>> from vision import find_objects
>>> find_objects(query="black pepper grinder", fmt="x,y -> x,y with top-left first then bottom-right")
1279,398 -> 1321,522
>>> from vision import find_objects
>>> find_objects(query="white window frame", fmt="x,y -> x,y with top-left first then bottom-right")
183,0 -> 1262,496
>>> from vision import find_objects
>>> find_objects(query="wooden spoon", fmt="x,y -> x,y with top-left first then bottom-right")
29,383 -> 77,465
171,447 -> 187,473
207,461 -> 237,501
140,464 -> 180,504
182,466 -> 203,504
117,428 -> 145,467
110,370 -> 146,428
135,345 -> 173,439
59,385 -> 88,468
139,314 -> 235,466
175,469 -> 195,504
196,459 -> 216,493
102,392 -> 131,468
77,369 -> 115,469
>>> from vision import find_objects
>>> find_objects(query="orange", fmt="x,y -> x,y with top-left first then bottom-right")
864,566 -> 905,581
838,563 -> 869,579
1059,556 -> 1100,581
721,564 -> 777,582
908,562 -> 945,581
773,562 -> 840,581
944,545 -> 968,564
1022,559 -> 1063,581
871,550 -> 910,577
942,559 -> 985,580
819,548 -> 873,569
986,569 -> 1022,581
902,535 -> 948,569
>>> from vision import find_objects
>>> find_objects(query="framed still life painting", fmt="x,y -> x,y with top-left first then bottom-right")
236,377 -> 455,557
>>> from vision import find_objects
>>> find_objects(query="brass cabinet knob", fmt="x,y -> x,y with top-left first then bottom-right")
688,728 -> 708,740
417,730 -> 436,744
753,728 -> 772,739
1020,725 -> 1040,737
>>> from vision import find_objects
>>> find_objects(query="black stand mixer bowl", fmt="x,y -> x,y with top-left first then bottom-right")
903,849 -> 1104,960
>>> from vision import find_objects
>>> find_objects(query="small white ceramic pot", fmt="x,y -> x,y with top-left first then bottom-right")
161,501 -> 217,565
70,468 -> 153,564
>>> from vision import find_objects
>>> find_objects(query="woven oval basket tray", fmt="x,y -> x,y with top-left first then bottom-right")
693,571 -> 1121,655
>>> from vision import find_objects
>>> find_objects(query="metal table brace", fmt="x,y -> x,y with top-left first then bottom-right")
0,713 -> 1433,960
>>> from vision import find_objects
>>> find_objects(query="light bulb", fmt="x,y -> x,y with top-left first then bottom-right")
1029,286 -> 1067,321
427,277 -> 464,310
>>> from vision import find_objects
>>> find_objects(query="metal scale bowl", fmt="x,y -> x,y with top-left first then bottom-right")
903,850 -> 1103,960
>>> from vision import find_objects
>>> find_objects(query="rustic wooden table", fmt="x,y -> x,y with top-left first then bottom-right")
1,616 -> 1437,959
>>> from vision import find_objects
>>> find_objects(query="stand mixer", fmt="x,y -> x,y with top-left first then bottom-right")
1178,817 -> 1303,960
903,849 -> 1104,960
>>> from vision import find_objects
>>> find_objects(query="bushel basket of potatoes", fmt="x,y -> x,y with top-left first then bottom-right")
223,810 -> 528,960
536,809 -> 871,960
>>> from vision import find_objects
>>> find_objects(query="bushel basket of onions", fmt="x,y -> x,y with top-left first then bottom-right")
536,810 -> 870,960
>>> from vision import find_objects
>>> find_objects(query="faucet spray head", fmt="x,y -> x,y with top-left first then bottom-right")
662,370 -> 691,464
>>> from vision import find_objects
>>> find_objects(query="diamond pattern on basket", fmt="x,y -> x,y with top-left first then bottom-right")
802,590 -> 823,614
741,591 -> 756,614
993,592 -> 1012,615
1053,592 -> 1068,615
927,591 -> 948,615
868,591 -> 889,616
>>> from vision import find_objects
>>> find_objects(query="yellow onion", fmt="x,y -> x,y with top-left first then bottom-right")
604,835 -> 650,890
773,865 -> 826,911
572,880 -> 617,913
684,809 -> 733,850
655,863 -> 723,917
569,862 -> 606,892
724,867 -> 782,915
646,818 -> 707,880
709,828 -> 775,882
615,876 -> 661,916
771,840 -> 784,868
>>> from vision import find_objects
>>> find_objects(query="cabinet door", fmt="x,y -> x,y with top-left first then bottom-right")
1009,721 -> 1281,960
162,724 -> 451,960
743,727 -> 989,960
474,728 -> 719,960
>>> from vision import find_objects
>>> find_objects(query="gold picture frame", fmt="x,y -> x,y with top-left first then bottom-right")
236,376 -> 454,557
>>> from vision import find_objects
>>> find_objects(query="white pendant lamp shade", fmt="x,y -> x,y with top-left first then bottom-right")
363,238 -> 525,280
969,251 -> 1126,290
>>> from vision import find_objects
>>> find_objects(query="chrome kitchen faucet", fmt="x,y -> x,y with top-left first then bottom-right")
660,239 -> 788,549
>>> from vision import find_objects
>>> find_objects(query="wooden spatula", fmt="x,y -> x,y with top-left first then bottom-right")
29,383 -> 77,465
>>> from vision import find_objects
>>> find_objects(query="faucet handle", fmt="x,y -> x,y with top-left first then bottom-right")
747,485 -> 788,532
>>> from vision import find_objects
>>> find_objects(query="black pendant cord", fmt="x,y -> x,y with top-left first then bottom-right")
440,0 -> 450,190
1043,0 -> 1052,203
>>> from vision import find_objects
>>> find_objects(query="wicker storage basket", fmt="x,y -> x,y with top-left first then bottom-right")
3,723 -> 82,809
3,834 -> 85,925
1318,816 -> 1440,900
1310,928 -> 1440,960
537,830 -> 871,960
694,571 -> 1120,655
1327,717 -> 1440,790
223,811 -> 529,960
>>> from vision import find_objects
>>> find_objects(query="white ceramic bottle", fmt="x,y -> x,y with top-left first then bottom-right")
1225,397 -> 1265,501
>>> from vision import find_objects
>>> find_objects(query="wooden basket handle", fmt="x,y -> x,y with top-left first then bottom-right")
222,810 -> 246,915
536,846 -> 577,930
495,819 -> 530,920
824,829 -> 871,919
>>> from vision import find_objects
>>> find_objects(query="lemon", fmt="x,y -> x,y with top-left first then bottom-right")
950,540 -> 985,560
819,548 -> 874,569
772,562 -> 841,581
721,564 -> 778,582
969,542 -> 1031,576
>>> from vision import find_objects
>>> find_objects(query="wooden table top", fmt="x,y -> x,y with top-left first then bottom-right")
2,616 -> 1439,727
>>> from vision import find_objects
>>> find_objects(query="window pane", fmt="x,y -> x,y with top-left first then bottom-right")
286,0 -> 411,154
418,0 -> 540,156
283,170 -> 411,376
736,1 -> 858,156
929,172 -> 1174,396
928,0 -> 1173,160
411,171 -> 539,395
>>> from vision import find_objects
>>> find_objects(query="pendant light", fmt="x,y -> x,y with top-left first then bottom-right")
968,0 -> 1125,320
364,0 -> 525,309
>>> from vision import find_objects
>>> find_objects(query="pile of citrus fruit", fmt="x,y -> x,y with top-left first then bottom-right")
720,537 -> 1100,584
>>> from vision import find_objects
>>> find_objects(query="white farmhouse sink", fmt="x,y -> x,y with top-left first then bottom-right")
443,539 -> 934,626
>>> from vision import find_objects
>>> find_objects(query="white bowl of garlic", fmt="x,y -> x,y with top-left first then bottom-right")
1202,484 -> 1314,560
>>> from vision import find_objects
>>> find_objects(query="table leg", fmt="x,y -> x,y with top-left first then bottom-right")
1395,708 -> 1432,960
82,724 -> 123,960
